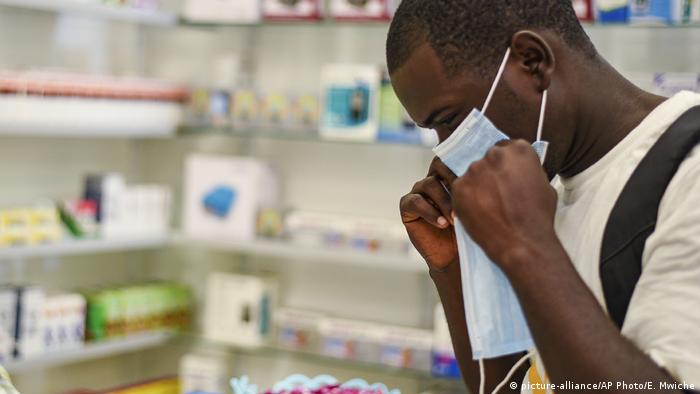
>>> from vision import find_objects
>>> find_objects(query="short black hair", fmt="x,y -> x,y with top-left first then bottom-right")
386,0 -> 596,78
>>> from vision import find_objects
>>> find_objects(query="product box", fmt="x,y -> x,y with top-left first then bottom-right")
320,64 -> 381,142
259,92 -> 291,129
42,293 -> 86,353
596,0 -> 630,23
0,288 -> 17,363
203,272 -> 278,348
183,154 -> 280,241
652,73 -> 700,96
274,308 -> 324,352
572,0 -> 594,21
329,0 -> 391,21
209,90 -> 232,127
183,0 -> 261,24
318,318 -> 382,363
263,0 -> 324,21
630,0 -> 683,24
232,90 -> 260,129
684,0 -> 700,23
14,286 -> 45,359
378,326 -> 433,372
289,93 -> 320,130
180,353 -> 232,394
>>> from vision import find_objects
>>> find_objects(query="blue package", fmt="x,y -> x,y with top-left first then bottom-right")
202,186 -> 236,218
324,84 -> 371,127
597,0 -> 630,23
630,0 -> 677,24
431,351 -> 461,379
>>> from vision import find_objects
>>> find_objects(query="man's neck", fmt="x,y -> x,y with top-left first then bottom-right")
559,59 -> 666,179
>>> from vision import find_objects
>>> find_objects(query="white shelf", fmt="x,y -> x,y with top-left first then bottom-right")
0,235 -> 168,261
0,0 -> 177,26
5,332 -> 175,374
175,235 -> 426,272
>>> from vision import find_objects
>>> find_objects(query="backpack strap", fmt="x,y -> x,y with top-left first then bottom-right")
600,105 -> 700,329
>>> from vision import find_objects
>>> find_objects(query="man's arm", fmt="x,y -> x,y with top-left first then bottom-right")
430,259 -> 528,393
450,140 -> 682,392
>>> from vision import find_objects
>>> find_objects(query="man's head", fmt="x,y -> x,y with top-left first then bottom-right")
387,0 -> 600,176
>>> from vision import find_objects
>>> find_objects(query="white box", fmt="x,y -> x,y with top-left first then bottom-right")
320,64 -> 381,142
43,293 -> 86,353
319,318 -> 382,362
183,0 -> 261,24
203,273 -> 277,348
180,352 -> 232,394
184,155 -> 280,241
14,287 -> 45,359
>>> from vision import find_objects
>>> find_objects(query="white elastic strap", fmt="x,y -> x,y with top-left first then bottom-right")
536,90 -> 548,142
479,358 -> 486,394
491,351 -> 535,394
482,47 -> 512,115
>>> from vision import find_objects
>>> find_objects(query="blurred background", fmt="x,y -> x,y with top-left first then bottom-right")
0,1 -> 698,393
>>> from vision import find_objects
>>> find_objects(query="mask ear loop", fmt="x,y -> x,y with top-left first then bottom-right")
482,47 -> 512,115
490,350 -> 536,394
536,90 -> 548,143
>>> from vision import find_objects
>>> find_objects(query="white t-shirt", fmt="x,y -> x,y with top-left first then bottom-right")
523,91 -> 700,392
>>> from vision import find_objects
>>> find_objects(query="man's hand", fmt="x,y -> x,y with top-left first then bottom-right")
400,157 -> 458,270
450,140 -> 558,271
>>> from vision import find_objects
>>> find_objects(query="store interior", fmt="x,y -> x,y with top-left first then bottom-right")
0,1 -> 699,393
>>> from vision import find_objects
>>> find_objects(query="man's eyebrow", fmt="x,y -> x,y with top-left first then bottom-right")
420,106 -> 449,128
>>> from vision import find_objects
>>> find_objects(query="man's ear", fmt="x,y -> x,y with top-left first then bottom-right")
510,31 -> 555,92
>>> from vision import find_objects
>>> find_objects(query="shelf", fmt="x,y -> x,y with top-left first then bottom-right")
174,235 -> 426,273
0,235 -> 169,262
178,126 -> 434,150
189,336 -> 461,386
5,332 -> 175,374
0,0 -> 177,26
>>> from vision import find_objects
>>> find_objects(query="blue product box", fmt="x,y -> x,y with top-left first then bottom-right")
596,0 -> 630,23
630,0 -> 679,24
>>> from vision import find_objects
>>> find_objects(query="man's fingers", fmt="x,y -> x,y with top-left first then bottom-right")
428,157 -> 457,186
400,193 -> 450,229
411,176 -> 453,225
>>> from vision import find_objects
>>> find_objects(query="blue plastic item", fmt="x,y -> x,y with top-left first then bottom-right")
202,185 -> 236,218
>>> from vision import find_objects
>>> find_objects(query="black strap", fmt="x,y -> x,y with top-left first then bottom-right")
600,105 -> 700,329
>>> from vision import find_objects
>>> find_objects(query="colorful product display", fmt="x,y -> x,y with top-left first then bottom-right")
283,211 -> 412,255
263,0 -> 324,20
84,282 -> 191,341
0,205 -> 62,247
630,0 -> 684,24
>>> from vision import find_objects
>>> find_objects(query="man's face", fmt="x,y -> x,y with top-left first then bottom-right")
391,43 -> 548,150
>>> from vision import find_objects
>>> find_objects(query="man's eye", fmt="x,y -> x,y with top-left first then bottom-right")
440,113 -> 458,127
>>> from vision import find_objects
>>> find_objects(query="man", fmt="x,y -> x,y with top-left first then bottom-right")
387,1 -> 700,393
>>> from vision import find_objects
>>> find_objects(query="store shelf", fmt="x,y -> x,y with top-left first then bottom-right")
174,235 -> 426,272
179,126 -> 434,150
0,0 -> 177,26
189,336 -> 461,386
0,235 -> 168,262
5,332 -> 175,374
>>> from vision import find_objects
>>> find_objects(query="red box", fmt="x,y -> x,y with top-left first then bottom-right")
330,0 -> 391,21
572,0 -> 594,22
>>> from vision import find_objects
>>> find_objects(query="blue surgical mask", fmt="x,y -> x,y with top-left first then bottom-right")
433,47 -> 548,367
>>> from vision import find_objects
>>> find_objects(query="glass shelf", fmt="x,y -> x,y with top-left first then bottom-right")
178,126 -> 435,150
183,335 -> 462,387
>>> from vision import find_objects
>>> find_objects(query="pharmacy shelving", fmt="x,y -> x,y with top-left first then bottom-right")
5,331 -> 176,374
0,0 -> 177,26
174,235 -> 426,273
0,235 -> 168,262
190,336 -> 464,391
178,126 -> 435,150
